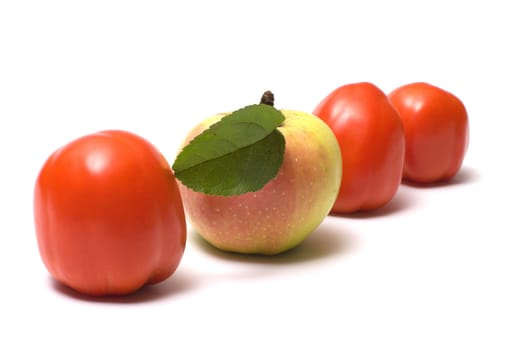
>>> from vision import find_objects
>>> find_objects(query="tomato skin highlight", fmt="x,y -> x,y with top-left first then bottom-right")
313,82 -> 405,213
388,82 -> 469,183
34,130 -> 186,296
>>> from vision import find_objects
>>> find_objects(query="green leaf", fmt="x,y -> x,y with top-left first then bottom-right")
172,104 -> 286,196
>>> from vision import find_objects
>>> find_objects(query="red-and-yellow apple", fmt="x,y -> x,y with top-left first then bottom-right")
176,109 -> 342,255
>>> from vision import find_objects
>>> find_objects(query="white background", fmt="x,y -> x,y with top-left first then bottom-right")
1,1 -> 526,349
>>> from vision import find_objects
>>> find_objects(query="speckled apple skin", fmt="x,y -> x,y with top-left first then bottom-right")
177,110 -> 342,255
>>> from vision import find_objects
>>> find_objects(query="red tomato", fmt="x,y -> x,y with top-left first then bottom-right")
388,82 -> 469,183
313,82 -> 405,213
34,130 -> 187,296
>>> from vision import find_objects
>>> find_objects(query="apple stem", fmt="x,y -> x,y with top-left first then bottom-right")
260,91 -> 275,107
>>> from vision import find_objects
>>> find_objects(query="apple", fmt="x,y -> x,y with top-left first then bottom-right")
177,109 -> 342,255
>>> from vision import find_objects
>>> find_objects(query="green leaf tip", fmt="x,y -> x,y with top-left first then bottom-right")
173,103 -> 286,196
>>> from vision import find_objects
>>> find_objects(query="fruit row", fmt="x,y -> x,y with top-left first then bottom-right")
33,81 -> 469,297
